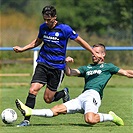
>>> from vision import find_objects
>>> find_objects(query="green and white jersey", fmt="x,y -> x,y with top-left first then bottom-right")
78,63 -> 120,99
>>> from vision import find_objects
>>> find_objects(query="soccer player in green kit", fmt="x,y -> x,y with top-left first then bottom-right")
15,43 -> 133,126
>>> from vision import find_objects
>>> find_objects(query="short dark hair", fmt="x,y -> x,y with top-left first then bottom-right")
93,43 -> 106,52
42,6 -> 56,17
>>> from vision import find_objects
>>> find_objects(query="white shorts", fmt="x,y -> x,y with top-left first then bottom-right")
63,89 -> 101,114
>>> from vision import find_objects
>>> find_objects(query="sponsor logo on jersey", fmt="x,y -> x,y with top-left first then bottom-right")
86,70 -> 102,76
43,35 -> 59,41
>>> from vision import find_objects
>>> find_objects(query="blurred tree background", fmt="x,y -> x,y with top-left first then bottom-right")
0,0 -> 133,67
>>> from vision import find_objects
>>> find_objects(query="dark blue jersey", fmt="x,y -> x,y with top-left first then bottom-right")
37,22 -> 78,70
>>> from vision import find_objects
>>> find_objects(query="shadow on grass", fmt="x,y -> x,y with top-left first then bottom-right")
29,123 -> 117,127
1,122 -> 118,128
30,123 -> 91,127
1,123 -> 90,127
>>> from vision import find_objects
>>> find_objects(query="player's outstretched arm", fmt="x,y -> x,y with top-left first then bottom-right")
126,70 -> 133,75
117,69 -> 133,78
13,38 -> 42,53
74,36 -> 103,60
65,56 -> 80,76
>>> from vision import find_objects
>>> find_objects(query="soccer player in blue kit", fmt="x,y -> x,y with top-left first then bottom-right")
15,43 -> 133,126
13,6 -> 100,127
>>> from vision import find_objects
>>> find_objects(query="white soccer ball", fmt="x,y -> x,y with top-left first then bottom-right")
1,108 -> 17,124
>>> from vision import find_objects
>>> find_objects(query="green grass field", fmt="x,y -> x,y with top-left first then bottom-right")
0,68 -> 133,133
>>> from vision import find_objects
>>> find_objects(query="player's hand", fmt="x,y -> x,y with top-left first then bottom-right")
65,56 -> 74,63
13,46 -> 23,53
95,53 -> 104,61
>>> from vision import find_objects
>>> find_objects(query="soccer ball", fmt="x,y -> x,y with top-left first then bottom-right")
1,108 -> 17,124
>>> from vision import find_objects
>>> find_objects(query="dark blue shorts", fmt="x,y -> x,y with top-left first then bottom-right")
31,63 -> 65,91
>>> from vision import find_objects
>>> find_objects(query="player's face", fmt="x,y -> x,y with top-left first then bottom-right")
43,15 -> 56,29
92,47 -> 105,64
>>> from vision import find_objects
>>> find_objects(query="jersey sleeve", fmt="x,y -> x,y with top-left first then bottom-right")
37,24 -> 43,39
78,66 -> 86,77
108,63 -> 120,74
63,24 -> 78,40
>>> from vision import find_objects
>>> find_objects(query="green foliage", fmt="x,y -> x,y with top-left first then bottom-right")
1,0 -> 52,15
53,0 -> 132,36
1,0 -> 132,36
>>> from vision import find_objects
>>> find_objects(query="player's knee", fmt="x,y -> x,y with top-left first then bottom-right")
85,117 -> 96,125
29,88 -> 39,95
43,97 -> 52,104
29,89 -> 37,95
